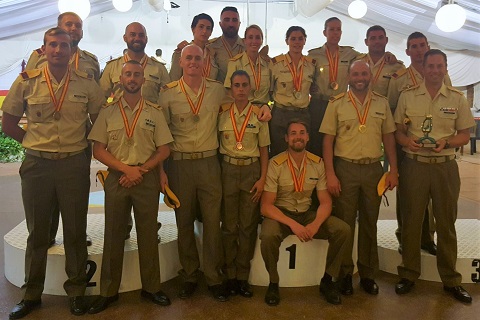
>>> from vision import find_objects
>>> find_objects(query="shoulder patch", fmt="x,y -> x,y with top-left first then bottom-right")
447,86 -> 464,95
34,47 -> 44,55
329,92 -> 346,102
306,152 -> 321,163
272,152 -> 288,165
271,54 -> 285,64
162,81 -> 178,90
20,69 -> 41,80
391,68 -> 407,79
82,50 -> 98,61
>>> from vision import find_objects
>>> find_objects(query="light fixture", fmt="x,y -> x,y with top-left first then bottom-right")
58,0 -> 91,20
146,0 -> 164,12
435,1 -> 466,32
164,0 -> 171,11
112,0 -> 133,12
348,0 -> 367,19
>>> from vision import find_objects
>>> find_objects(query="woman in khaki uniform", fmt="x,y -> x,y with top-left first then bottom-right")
270,26 -> 317,157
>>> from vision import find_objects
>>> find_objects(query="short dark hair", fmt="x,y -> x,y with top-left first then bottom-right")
366,25 -> 386,39
286,26 -> 306,40
43,27 -> 70,45
230,70 -> 250,84
406,31 -> 428,49
286,119 -> 309,134
423,49 -> 447,67
324,17 -> 341,30
57,11 -> 81,26
221,6 -> 238,15
191,13 -> 214,31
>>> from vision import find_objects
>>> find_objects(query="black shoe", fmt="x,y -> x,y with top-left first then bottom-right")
340,274 -> 353,295
9,299 -> 41,319
69,296 -> 87,316
226,279 -> 239,296
264,282 -> 280,306
443,286 -> 472,303
421,242 -> 437,256
238,280 -> 253,298
395,278 -> 415,295
360,278 -> 379,295
320,279 -> 341,305
87,295 -> 119,314
49,238 -> 56,248
178,282 -> 197,299
86,235 -> 92,247
208,284 -> 228,302
141,290 -> 171,306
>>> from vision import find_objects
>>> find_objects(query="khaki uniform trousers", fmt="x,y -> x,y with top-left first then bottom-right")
168,155 -> 223,286
269,106 -> 310,157
260,210 -> 350,283
398,157 -> 462,286
100,169 -> 161,297
221,160 -> 261,281
333,158 -> 383,279
20,152 -> 90,299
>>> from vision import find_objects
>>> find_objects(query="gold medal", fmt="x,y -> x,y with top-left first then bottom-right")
294,91 -> 301,99
193,114 -> 200,122
330,81 -> 339,90
235,142 -> 244,150
358,125 -> 367,133
53,111 -> 61,121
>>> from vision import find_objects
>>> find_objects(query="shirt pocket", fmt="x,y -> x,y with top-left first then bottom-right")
406,109 -> 427,133
436,110 -> 458,135
369,111 -> 387,134
337,112 -> 358,137
142,74 -> 162,102
170,105 -> 193,130
67,93 -> 88,121
278,177 -> 295,193
26,96 -> 51,122
106,121 -> 124,142
139,117 -> 155,141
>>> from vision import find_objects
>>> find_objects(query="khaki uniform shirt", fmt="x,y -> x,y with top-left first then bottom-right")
169,42 -> 219,81
358,53 -> 405,97
88,97 -> 173,165
270,54 -> 316,109
100,54 -> 170,103
394,83 -> 474,157
224,52 -> 272,104
2,68 -> 104,152
320,90 -> 396,159
218,102 -> 270,157
158,78 -> 228,153
388,66 -> 453,111
264,151 -> 327,213
209,36 -> 246,83
25,47 -> 100,82
307,44 -> 360,100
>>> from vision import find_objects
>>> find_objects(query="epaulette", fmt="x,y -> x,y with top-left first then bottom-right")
145,99 -> 162,110
356,53 -> 367,60
250,104 -> 261,116
339,45 -> 354,49
391,68 -> 407,80
74,69 -> 93,80
304,56 -> 316,64
105,56 -> 122,64
403,84 -> 420,92
372,91 -> 388,99
82,50 -> 98,61
162,81 -> 178,90
272,152 -> 288,165
102,98 -> 119,109
329,92 -> 346,102
307,47 -> 321,54
306,152 -> 321,163
150,56 -> 163,64
205,78 -> 222,85
220,103 -> 232,113
447,86 -> 464,95
260,54 -> 271,63
271,54 -> 285,64
230,52 -> 243,61
208,37 -> 219,44
20,69 -> 41,80
34,48 -> 44,55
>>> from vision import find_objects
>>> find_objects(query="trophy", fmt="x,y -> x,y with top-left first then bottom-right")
418,115 -> 436,148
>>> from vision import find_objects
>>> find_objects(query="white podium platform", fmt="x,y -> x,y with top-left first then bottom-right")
4,209 -> 181,296
377,219 -> 480,283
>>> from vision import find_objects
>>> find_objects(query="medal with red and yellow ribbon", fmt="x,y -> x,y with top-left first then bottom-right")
179,78 -> 206,122
247,55 -> 262,91
287,153 -> 307,198
368,55 -> 386,86
325,46 -> 339,90
44,66 -> 71,121
220,36 -> 241,58
203,49 -> 212,77
348,90 -> 372,133
123,54 -> 148,69
230,102 -> 254,151
286,54 -> 305,99
407,67 -> 419,87
118,98 -> 144,146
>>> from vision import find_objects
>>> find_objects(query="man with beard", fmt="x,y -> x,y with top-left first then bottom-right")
259,120 -> 350,306
87,60 -> 173,313
208,6 -> 245,83
100,22 -> 170,103
2,28 -> 104,319
320,60 -> 398,297
26,12 -> 100,82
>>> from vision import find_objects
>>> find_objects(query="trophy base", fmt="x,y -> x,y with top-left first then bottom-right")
420,142 -> 437,148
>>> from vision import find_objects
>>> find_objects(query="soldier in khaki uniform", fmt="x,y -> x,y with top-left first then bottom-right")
208,6 -> 245,83
260,120 -> 350,306
87,61 -> 173,314
100,22 -> 170,103
320,60 -> 398,297
26,12 -> 100,82
2,28 -> 104,319
394,49 -> 474,303
219,70 -> 270,298
270,26 -> 317,157
224,25 -> 271,105
169,13 -> 219,81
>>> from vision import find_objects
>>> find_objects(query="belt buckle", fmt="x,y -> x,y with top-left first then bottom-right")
52,153 -> 61,160
238,159 -> 245,166
431,157 -> 437,164
191,152 -> 200,160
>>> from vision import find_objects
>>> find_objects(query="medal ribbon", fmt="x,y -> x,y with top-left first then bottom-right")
286,153 -> 306,192
203,49 -> 211,77
118,98 -> 144,138
123,54 -> 148,69
230,103 -> 254,145
179,78 -> 206,115
44,66 -> 71,115
369,55 -> 386,85
285,54 -> 305,92
348,90 -> 372,127
325,46 -> 339,84
69,50 -> 80,70
247,55 -> 262,91
407,67 -> 418,87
